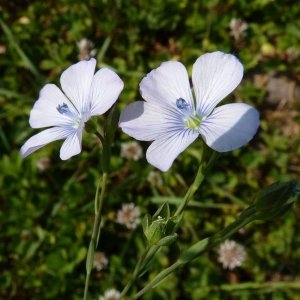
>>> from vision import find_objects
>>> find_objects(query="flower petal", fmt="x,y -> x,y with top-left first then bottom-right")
192,52 -> 243,116
60,58 -> 96,113
199,103 -> 259,152
146,130 -> 199,172
60,127 -> 83,160
20,127 -> 71,158
119,101 -> 184,141
29,84 -> 78,128
89,68 -> 124,116
140,61 -> 194,109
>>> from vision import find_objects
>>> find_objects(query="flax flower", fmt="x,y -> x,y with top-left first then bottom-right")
20,59 -> 124,159
119,51 -> 259,171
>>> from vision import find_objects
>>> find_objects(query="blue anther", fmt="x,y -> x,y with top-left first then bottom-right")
56,103 -> 69,114
176,98 -> 189,110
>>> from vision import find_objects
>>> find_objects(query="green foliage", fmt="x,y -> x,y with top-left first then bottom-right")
1,1 -> 300,299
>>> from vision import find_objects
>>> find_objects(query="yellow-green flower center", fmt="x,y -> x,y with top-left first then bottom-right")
176,97 -> 202,130
184,114 -> 202,129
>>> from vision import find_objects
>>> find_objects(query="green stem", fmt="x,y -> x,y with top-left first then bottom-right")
83,271 -> 91,300
175,151 -> 219,217
130,151 -> 219,299
134,261 -> 183,299
179,206 -> 256,264
119,244 -> 160,298
205,280 -> 300,292
83,173 -> 108,300
134,205 -> 257,299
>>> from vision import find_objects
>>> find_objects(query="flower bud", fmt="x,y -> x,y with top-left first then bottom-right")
144,217 -> 165,245
255,180 -> 296,212
142,203 -> 179,245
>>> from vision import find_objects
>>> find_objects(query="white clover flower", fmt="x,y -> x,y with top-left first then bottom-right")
218,239 -> 246,270
20,59 -> 124,160
147,170 -> 163,187
99,288 -> 120,300
36,157 -> 51,171
229,18 -> 248,41
119,51 -> 259,172
93,251 -> 108,271
116,203 -> 141,230
77,38 -> 96,60
120,141 -> 143,161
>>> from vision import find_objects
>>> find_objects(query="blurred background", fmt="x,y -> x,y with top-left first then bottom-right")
1,1 -> 300,299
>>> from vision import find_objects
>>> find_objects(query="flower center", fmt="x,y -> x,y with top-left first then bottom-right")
176,98 -> 202,130
56,102 -> 83,128
184,114 -> 202,129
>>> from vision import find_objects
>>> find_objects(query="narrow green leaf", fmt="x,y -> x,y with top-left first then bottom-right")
86,241 -> 95,274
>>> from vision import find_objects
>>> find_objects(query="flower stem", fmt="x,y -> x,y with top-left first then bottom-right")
134,205 -> 257,299
83,172 -> 108,300
119,244 -> 160,298
133,260 -> 183,299
174,150 -> 219,217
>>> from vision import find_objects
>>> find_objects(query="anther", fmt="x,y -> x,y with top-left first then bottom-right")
56,103 -> 69,114
176,98 -> 189,110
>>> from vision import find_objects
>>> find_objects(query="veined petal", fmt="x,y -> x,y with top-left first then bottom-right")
140,61 -> 194,110
29,84 -> 78,128
119,101 -> 184,141
89,68 -> 124,116
192,52 -> 243,116
146,130 -> 199,172
20,127 -> 71,158
199,103 -> 259,152
60,127 -> 83,160
60,58 -> 96,113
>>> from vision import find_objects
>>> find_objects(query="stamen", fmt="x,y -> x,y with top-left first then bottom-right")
57,103 -> 69,114
176,98 -> 189,110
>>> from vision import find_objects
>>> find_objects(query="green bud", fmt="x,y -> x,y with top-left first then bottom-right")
255,203 -> 293,221
255,180 -> 296,212
142,203 -> 179,245
144,219 -> 165,245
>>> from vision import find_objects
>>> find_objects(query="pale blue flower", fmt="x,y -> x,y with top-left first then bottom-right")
119,51 -> 259,171
21,59 -> 124,159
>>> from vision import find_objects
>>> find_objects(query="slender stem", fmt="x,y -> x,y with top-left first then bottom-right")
205,280 -> 300,292
83,172 -> 108,300
83,271 -> 91,300
175,151 -> 219,217
130,151 -> 219,298
133,260 -> 183,299
124,150 -> 219,298
134,205 -> 258,299
95,173 -> 108,246
119,244 -> 160,298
